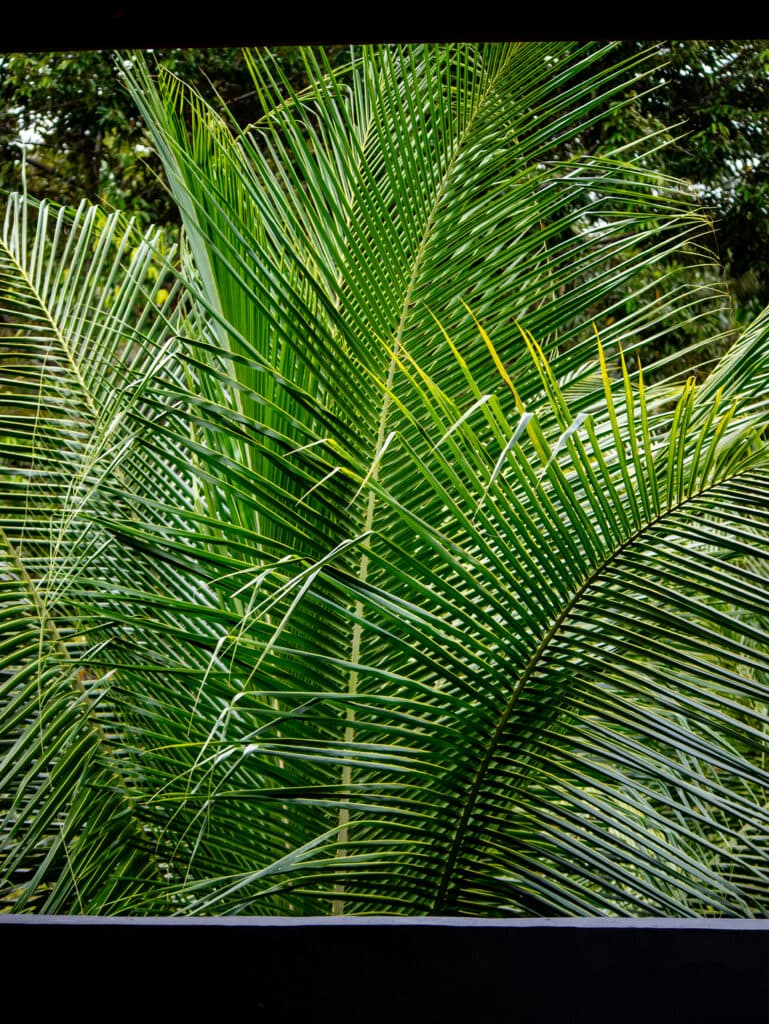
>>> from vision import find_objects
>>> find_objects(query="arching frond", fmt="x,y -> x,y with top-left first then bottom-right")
3,42 -> 769,917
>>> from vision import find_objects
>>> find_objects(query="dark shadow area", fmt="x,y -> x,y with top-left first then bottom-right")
3,915 -> 768,1020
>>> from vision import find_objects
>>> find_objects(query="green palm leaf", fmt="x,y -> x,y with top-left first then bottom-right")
0,195 -> 186,911
3,41 -> 769,916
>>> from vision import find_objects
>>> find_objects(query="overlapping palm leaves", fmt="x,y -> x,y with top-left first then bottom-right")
2,41 -> 769,916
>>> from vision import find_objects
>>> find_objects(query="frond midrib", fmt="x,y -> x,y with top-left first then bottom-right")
335,46 -> 518,906
0,232 -> 101,425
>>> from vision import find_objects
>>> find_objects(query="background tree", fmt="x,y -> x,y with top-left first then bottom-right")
584,40 -> 769,320
0,46 -> 345,225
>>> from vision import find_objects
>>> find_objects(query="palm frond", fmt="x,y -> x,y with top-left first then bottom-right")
0,195 -> 184,911
3,42 -> 769,917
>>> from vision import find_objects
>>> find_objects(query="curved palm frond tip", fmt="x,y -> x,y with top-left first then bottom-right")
2,41 -> 769,916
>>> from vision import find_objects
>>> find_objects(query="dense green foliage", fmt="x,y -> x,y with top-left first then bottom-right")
596,40 -> 769,319
3,40 -> 767,317
3,42 -> 769,917
0,46 -> 339,224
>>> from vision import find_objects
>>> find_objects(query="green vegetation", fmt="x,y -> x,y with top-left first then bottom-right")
3,42 -> 769,916
3,40 -> 767,316
0,46 -> 340,224
636,41 -> 769,316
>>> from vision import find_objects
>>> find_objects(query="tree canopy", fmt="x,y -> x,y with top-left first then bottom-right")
598,41 -> 769,317
0,46 -> 344,224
